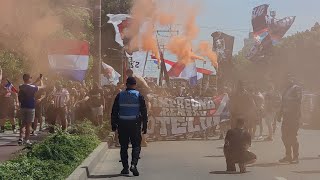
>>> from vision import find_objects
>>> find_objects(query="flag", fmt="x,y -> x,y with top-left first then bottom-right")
211,32 -> 235,62
209,93 -> 230,123
48,40 -> 89,81
107,14 -> 132,47
248,5 -> 295,61
152,56 -> 215,75
5,80 -> 18,93
252,4 -> 269,34
247,4 -> 271,60
101,62 -> 121,86
126,51 -> 148,77
269,16 -> 296,44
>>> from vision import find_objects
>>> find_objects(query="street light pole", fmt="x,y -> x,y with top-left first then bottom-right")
93,0 -> 102,86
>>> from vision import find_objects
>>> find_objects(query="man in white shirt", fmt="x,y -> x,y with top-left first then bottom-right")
52,81 -> 69,131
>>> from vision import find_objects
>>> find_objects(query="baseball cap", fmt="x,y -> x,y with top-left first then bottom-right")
126,77 -> 137,85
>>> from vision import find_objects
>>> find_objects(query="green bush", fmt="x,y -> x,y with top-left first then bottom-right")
0,122 -> 100,180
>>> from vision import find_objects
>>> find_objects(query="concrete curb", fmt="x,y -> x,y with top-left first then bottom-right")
66,142 -> 108,180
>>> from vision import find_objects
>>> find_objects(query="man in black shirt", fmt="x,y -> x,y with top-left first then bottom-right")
88,83 -> 104,126
224,118 -> 257,173
277,76 -> 302,163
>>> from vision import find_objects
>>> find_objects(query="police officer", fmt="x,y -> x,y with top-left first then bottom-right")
111,77 -> 148,176
277,75 -> 302,163
126,69 -> 150,147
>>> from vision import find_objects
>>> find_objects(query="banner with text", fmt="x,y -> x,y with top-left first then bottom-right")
147,94 -> 230,137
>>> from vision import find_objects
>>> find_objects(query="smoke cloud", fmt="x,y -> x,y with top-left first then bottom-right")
128,0 -> 218,67
0,1 -> 64,70
199,41 -> 218,67
0,0 -> 91,74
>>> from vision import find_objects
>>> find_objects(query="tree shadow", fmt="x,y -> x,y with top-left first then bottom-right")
88,174 -> 131,178
248,162 -> 290,168
203,155 -> 225,158
292,170 -> 320,174
209,171 -> 249,174
0,144 -> 19,147
248,156 -> 320,168
299,156 -> 320,160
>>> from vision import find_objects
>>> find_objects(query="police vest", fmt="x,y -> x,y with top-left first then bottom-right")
119,90 -> 141,120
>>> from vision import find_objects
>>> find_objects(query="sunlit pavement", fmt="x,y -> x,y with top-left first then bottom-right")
0,131 -> 47,162
89,128 -> 320,180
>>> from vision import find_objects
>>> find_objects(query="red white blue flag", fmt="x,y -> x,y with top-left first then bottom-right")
5,80 -> 18,94
48,40 -> 89,81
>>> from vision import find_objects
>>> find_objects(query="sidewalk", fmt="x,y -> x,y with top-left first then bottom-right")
0,131 -> 48,162
0,132 -> 22,162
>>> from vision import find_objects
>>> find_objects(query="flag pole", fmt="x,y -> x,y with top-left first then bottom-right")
142,51 -> 149,77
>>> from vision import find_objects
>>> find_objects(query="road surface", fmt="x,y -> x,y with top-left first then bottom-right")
89,129 -> 320,180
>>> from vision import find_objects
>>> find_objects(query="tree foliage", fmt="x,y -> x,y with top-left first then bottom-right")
233,23 -> 320,91
0,51 -> 26,82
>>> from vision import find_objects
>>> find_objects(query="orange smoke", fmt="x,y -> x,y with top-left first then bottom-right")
167,5 -> 203,65
199,41 -> 218,67
129,0 -> 207,66
141,23 -> 160,60
157,14 -> 176,25
184,9 -> 199,40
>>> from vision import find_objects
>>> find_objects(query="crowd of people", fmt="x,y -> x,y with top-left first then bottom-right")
0,67 -> 133,145
1,66 -> 303,174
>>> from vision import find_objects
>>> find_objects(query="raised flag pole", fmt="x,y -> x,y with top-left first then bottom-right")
142,51 -> 149,77
156,30 -> 174,87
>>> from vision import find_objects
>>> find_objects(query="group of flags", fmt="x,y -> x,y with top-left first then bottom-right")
151,55 -> 216,86
247,4 -> 295,60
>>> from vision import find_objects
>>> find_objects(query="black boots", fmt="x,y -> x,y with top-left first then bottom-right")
120,168 -> 129,175
130,165 -> 139,176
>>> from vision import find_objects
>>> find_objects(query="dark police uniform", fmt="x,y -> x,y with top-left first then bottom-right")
278,83 -> 302,162
111,82 -> 148,172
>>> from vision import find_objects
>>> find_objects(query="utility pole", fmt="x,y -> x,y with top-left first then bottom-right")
156,29 -> 179,87
93,0 -> 102,86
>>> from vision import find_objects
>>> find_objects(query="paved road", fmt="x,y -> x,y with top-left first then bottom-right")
89,129 -> 320,180
0,131 -> 47,162
0,131 -> 22,162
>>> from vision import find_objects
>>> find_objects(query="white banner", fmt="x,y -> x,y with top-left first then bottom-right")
126,51 -> 148,77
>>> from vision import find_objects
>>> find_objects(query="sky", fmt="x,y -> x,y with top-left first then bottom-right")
147,0 -> 320,77
192,0 -> 320,54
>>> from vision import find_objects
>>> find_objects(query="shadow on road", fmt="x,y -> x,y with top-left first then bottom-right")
88,174 -> 131,179
292,170 -> 320,174
209,171 -> 248,174
203,155 -> 224,158
299,156 -> 320,160
0,144 -> 18,147
248,162 -> 290,167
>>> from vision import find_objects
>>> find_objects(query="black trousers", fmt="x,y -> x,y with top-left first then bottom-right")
281,120 -> 299,158
118,121 -> 142,168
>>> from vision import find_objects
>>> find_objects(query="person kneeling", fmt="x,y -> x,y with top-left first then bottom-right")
224,118 -> 257,173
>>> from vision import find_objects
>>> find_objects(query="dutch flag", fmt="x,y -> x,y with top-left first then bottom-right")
48,40 -> 89,81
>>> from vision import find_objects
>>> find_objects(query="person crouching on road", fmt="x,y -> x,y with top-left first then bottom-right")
224,118 -> 257,173
111,77 -> 148,176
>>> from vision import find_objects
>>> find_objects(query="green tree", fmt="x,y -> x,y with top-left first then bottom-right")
0,51 -> 26,82
233,23 -> 320,91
